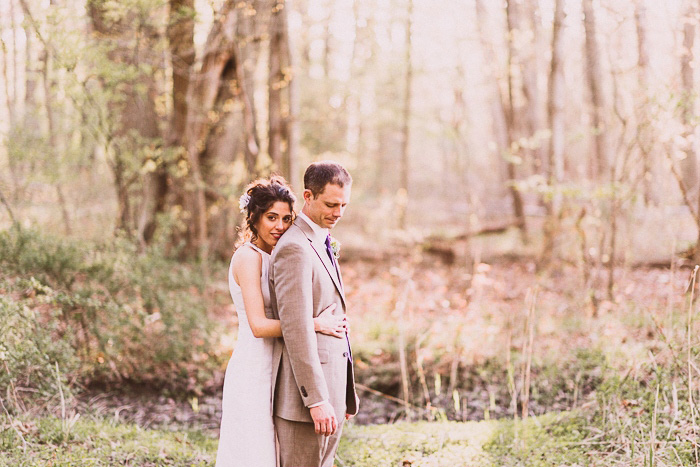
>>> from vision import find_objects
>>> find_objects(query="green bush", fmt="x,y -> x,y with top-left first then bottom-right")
0,290 -> 78,414
0,228 -> 83,288
0,228 -> 222,401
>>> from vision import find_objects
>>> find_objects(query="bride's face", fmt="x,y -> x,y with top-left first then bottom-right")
256,201 -> 293,249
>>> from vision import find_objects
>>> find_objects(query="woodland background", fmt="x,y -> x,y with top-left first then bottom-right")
2,0 -> 700,465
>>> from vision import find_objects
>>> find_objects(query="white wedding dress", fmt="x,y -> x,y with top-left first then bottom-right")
216,243 -> 276,467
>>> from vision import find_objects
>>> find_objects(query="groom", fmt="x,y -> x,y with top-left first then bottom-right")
269,161 -> 359,467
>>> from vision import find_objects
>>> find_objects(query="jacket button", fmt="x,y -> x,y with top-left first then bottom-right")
342,352 -> 348,357
301,386 -> 308,397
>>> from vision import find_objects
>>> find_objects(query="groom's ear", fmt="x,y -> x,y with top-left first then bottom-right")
303,189 -> 314,203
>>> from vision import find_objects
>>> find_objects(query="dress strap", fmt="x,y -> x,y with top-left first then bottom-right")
246,242 -> 270,256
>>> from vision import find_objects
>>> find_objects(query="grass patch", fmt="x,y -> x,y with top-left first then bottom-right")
338,413 -> 591,467
0,415 -> 217,467
483,412 -> 590,466
6,407 -> 690,466
1,412 -> 594,467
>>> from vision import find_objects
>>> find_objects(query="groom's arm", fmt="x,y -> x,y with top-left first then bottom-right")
274,241 -> 330,407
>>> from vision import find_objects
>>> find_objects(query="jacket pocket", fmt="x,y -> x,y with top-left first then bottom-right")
318,349 -> 329,364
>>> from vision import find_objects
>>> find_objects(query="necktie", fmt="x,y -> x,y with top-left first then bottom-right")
325,235 -> 351,360
325,234 -> 341,281
324,234 -> 335,266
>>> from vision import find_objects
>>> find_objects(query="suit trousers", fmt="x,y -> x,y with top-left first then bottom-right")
274,415 -> 345,467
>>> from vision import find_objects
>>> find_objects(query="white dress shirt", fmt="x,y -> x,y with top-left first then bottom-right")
298,211 -> 328,246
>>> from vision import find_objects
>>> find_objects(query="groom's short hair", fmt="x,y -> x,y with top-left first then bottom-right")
304,161 -> 352,197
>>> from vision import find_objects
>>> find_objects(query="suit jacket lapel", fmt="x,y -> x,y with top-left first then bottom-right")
295,217 -> 346,306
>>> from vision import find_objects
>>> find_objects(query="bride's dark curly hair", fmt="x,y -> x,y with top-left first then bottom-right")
237,175 -> 296,246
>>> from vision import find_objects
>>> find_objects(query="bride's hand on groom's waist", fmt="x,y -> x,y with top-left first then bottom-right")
314,304 -> 347,338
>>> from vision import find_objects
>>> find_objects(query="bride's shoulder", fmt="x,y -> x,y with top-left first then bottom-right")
232,244 -> 263,269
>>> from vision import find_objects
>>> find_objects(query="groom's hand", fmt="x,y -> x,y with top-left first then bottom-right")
310,402 -> 337,436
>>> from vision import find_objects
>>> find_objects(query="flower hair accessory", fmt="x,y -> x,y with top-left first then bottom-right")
330,236 -> 341,260
238,193 -> 251,213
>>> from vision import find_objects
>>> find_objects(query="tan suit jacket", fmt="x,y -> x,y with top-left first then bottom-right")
268,216 -> 358,423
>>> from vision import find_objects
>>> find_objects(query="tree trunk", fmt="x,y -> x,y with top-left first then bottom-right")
0,186 -> 18,227
269,0 -> 291,178
475,0 -> 509,188
547,0 -> 566,205
9,0 -> 18,120
505,0 -> 528,241
181,0 -> 263,257
87,0 -> 162,235
635,1 -> 653,206
1,36 -> 20,203
398,0 -> 413,230
1,38 -> 15,130
541,0 -> 566,264
24,6 -> 37,113
323,1 -> 332,78
234,0 -> 265,177
680,3 -> 697,200
168,0 -> 195,145
522,1 -> 544,175
286,0 -> 300,192
582,0 -> 609,180
137,0 -> 195,246
114,157 -> 132,231
39,29 -> 71,234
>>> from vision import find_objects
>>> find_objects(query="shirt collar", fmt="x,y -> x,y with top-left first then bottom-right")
298,211 -> 328,244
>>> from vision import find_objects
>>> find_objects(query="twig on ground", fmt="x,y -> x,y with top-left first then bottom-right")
355,383 -> 420,409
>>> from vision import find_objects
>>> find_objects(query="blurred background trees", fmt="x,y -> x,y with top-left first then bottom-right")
1,0 -> 699,276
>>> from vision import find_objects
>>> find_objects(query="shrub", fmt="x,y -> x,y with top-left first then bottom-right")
0,289 -> 78,414
0,228 -> 222,402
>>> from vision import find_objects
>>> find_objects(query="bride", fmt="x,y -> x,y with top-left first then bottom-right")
215,176 -> 347,467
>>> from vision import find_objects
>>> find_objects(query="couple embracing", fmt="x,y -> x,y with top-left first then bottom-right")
216,161 -> 359,467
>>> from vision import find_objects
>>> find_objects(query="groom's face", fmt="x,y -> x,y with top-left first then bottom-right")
303,183 -> 351,230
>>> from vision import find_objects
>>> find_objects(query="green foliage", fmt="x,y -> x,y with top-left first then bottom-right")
0,291 -> 78,414
0,228 -> 84,287
0,228 -> 222,400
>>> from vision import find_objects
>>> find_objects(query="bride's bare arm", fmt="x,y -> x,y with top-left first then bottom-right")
234,249 -> 347,339
234,248 -> 282,338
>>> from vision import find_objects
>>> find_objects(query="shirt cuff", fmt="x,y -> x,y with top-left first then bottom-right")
308,400 -> 328,408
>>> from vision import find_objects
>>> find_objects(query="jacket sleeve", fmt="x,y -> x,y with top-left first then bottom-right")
273,241 -> 329,407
